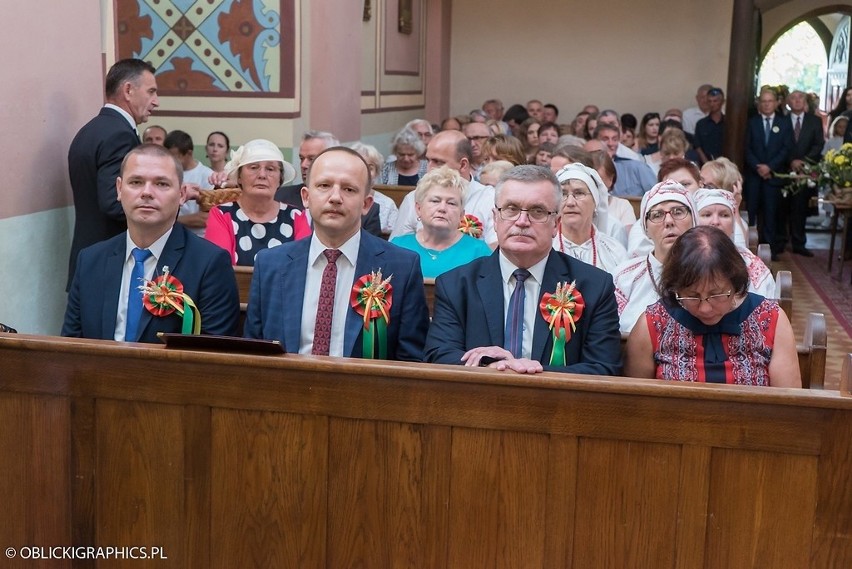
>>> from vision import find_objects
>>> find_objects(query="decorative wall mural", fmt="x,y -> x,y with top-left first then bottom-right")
116,0 -> 294,96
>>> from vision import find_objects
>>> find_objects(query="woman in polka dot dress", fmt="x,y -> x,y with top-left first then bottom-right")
205,139 -> 311,266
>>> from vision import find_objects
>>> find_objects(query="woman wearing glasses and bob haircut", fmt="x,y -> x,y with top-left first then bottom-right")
625,226 -> 800,387
613,180 -> 696,334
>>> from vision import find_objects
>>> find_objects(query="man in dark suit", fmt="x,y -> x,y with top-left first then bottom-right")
62,145 -> 239,342
745,88 -> 794,261
245,147 -> 429,360
783,90 -> 825,257
424,165 -> 621,375
67,58 -> 159,289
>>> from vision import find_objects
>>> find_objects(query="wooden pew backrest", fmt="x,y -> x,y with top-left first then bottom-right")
798,312 -> 827,389
373,184 -> 415,208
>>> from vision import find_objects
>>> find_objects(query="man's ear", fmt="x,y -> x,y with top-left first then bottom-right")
300,186 -> 310,209
116,177 -> 123,201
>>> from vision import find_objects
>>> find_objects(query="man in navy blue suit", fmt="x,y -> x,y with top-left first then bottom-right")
245,147 -> 429,360
424,165 -> 621,375
745,88 -> 794,261
67,58 -> 160,289
62,145 -> 240,342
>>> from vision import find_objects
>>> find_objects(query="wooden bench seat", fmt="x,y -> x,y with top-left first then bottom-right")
373,183 -> 415,207
2,334 -> 851,567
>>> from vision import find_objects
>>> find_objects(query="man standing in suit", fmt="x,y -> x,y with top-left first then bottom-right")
67,58 -> 159,289
783,90 -> 825,257
745,88 -> 794,262
424,165 -> 621,375
62,145 -> 240,342
245,147 -> 429,360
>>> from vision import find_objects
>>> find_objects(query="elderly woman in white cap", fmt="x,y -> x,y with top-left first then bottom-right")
205,139 -> 309,266
695,188 -> 774,298
553,164 -> 627,275
613,180 -> 697,334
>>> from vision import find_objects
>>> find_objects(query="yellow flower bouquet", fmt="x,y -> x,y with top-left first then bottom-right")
823,143 -> 852,203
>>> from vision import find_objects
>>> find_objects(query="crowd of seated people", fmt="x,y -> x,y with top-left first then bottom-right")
49,77 -> 830,391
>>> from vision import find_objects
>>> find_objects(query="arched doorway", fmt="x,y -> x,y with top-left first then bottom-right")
758,9 -> 850,113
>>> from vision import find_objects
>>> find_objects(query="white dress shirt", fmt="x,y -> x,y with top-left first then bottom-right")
114,229 -> 173,341
104,103 -> 138,134
299,231 -> 361,356
498,252 -> 548,359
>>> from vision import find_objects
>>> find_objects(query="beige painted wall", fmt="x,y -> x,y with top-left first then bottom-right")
0,0 -> 103,332
450,0 -> 734,121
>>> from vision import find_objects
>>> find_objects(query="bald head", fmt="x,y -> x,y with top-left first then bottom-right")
426,130 -> 472,179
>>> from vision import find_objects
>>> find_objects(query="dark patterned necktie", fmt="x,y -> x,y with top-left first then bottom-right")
794,116 -> 801,142
312,249 -> 341,355
503,268 -> 530,358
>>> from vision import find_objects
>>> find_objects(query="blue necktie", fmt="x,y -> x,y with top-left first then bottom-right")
504,269 -> 530,358
764,117 -> 771,146
125,248 -> 152,341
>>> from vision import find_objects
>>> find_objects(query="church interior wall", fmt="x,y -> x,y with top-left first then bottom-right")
449,0 -> 734,122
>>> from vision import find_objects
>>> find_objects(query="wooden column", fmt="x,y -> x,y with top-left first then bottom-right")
724,0 -> 758,170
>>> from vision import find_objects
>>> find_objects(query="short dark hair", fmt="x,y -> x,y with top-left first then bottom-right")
621,113 -> 638,131
544,103 -> 559,116
502,104 -> 530,125
707,87 -> 724,97
120,143 -> 184,186
659,226 -> 748,303
539,122 -> 560,135
105,59 -> 156,98
306,146 -> 371,190
454,136 -> 473,163
163,129 -> 194,155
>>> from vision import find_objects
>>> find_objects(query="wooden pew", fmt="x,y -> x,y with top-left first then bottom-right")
233,265 -> 253,304
758,243 -> 772,272
775,269 -> 792,320
625,195 -> 642,219
798,312 -> 827,389
2,335 -> 852,567
373,183 -> 415,208
842,353 -> 852,395
423,277 -> 436,317
748,226 -> 759,253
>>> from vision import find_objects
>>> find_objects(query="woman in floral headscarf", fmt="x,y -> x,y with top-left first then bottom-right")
205,139 -> 310,266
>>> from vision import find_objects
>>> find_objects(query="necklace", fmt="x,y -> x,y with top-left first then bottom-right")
558,225 -> 597,267
646,256 -> 659,291
424,248 -> 440,261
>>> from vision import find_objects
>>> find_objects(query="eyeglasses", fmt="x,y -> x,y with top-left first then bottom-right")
467,135 -> 489,142
646,206 -> 690,224
675,291 -> 732,309
496,205 -> 557,223
562,190 -> 592,201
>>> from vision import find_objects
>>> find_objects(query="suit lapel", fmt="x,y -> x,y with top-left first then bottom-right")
532,252 -> 568,361
476,252 -> 505,347
102,236 -> 127,339
283,239 -> 310,351
345,232 -> 383,357
137,227 -> 186,340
